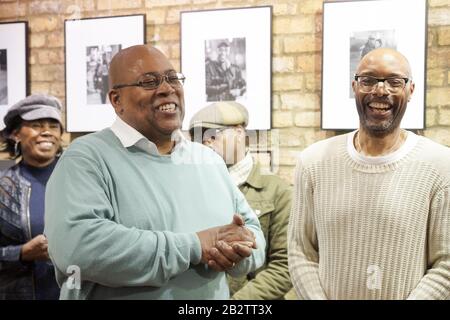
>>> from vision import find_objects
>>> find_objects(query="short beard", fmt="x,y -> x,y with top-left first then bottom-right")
361,118 -> 396,138
355,97 -> 404,138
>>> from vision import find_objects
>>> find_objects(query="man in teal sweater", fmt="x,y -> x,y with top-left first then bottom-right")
44,45 -> 265,299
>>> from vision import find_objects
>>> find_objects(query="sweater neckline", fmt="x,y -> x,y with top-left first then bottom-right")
344,130 -> 420,173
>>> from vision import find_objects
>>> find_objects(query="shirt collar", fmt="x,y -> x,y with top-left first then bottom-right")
110,116 -> 187,156
245,162 -> 265,189
347,129 -> 419,165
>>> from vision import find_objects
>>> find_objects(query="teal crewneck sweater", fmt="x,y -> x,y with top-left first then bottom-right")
44,129 -> 265,299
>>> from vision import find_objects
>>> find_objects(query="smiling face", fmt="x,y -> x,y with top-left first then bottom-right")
352,48 -> 415,137
13,118 -> 62,167
109,46 -> 185,142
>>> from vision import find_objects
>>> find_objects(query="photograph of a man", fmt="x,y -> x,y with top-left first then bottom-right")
360,34 -> 377,59
205,38 -> 246,102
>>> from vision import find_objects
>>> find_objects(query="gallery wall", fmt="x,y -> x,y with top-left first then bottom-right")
0,0 -> 449,182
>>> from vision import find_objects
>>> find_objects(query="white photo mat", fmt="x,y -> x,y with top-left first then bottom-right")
0,22 -> 27,130
322,0 -> 427,130
181,6 -> 272,130
65,15 -> 145,132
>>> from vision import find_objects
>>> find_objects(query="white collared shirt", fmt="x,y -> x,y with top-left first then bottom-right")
110,116 -> 187,156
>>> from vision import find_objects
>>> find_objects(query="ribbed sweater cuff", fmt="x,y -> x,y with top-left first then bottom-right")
186,232 -> 202,265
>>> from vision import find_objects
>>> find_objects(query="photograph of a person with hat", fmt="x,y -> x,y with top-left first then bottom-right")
205,38 -> 247,102
189,101 -> 296,300
0,93 -> 63,299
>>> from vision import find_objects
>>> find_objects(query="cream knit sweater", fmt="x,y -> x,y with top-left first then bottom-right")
288,131 -> 450,300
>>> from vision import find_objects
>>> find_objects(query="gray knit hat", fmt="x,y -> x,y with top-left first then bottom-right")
3,94 -> 62,131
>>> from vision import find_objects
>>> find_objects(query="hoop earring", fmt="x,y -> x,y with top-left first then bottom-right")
14,141 -> 20,158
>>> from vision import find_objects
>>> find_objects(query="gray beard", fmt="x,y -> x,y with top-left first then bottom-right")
362,119 -> 396,137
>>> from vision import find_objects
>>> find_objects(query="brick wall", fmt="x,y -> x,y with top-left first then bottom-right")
1,0 -> 449,182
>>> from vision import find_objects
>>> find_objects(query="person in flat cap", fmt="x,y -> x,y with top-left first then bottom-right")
189,101 -> 296,300
189,101 -> 249,165
0,93 -> 63,299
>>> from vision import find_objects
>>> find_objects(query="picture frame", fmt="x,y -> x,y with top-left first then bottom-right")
321,0 -> 427,130
0,21 -> 27,130
181,6 -> 272,130
65,14 -> 145,132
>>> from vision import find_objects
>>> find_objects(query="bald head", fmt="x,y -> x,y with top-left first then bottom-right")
356,48 -> 412,78
352,48 -> 415,137
108,45 -> 169,88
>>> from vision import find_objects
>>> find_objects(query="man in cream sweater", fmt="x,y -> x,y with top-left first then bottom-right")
288,48 -> 449,300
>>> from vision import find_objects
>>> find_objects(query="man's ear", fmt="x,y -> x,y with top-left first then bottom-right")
109,89 -> 121,113
10,128 -> 20,142
351,80 -> 357,96
407,80 -> 415,102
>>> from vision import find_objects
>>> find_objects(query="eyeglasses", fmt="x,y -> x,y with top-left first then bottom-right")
112,71 -> 186,90
354,75 -> 410,94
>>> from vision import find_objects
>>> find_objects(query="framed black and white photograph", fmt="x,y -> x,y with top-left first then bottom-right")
65,15 -> 145,132
205,37 -> 247,102
86,44 -> 121,105
0,21 -> 27,130
349,29 -> 397,98
181,6 -> 272,130
322,0 -> 427,130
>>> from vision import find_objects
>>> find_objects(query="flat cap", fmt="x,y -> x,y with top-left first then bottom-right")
3,94 -> 62,131
189,101 -> 249,130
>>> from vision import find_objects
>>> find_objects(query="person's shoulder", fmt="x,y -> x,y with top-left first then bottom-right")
0,163 -> 19,182
63,129 -> 118,158
67,129 -> 115,148
256,166 -> 291,190
183,140 -> 226,165
206,59 -> 219,67
298,133 -> 347,167
414,134 -> 450,180
186,140 -> 213,154
261,172 -> 292,200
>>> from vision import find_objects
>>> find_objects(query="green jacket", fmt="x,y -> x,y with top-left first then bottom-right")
228,163 -> 295,299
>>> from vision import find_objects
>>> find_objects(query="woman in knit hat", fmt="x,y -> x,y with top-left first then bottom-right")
0,93 -> 63,300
